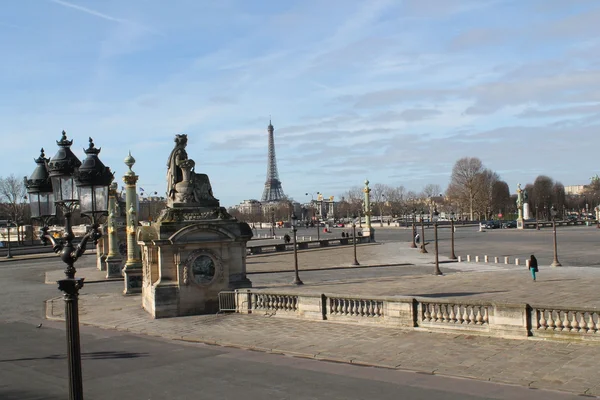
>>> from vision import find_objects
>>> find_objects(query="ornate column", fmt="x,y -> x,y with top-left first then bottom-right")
362,179 -> 375,241
122,152 -> 143,294
516,183 -> 524,230
104,182 -> 123,278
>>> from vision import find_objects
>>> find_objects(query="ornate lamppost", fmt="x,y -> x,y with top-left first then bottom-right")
433,209 -> 442,275
419,209 -> 427,254
410,209 -> 417,248
449,210 -> 457,260
351,214 -> 359,266
551,206 -> 562,267
291,212 -> 303,285
26,133 -> 112,400
5,220 -> 14,259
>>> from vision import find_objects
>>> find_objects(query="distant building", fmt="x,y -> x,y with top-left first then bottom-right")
565,185 -> 585,195
236,199 -> 263,215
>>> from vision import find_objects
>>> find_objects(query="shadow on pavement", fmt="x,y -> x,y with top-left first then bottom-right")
0,350 -> 148,363
411,290 -> 508,298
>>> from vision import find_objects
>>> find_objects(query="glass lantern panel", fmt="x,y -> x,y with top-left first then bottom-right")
78,186 -> 93,215
40,192 -> 55,217
94,186 -> 109,213
29,194 -> 40,218
52,175 -> 78,203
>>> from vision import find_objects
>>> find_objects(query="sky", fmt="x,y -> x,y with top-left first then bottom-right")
2,0 -> 600,207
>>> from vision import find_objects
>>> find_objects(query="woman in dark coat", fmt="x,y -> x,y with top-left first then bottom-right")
529,255 -> 539,281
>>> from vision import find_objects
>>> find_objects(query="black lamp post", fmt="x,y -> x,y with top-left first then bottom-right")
291,212 -> 303,285
433,209 -> 442,275
26,132 -> 112,400
449,210 -> 457,260
351,214 -> 359,266
410,209 -> 417,248
420,209 -> 427,253
5,220 -> 14,258
550,206 -> 561,267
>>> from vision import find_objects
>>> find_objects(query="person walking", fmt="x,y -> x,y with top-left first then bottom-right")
529,255 -> 539,281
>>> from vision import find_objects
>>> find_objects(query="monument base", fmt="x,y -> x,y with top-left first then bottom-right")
123,263 -> 143,295
105,255 -> 123,279
517,218 -> 524,230
362,227 -> 375,242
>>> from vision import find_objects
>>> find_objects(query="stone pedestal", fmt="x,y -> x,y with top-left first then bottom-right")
139,207 -> 253,318
96,235 -> 106,271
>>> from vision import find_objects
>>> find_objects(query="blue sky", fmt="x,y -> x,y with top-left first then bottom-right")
2,0 -> 600,206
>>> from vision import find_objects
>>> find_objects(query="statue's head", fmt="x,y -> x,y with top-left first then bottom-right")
175,134 -> 188,147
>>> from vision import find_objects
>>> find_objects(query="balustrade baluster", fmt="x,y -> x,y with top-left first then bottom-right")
562,311 -> 571,332
483,307 -> 489,324
449,304 -> 456,323
547,310 -> 556,330
424,304 -> 431,322
442,305 -> 449,322
436,305 -> 442,322
461,306 -> 468,324
469,307 -> 476,324
476,307 -> 483,325
589,313 -> 597,332
344,299 -> 349,315
555,311 -> 563,330
539,309 -> 547,330
571,312 -> 580,332
580,312 -> 589,332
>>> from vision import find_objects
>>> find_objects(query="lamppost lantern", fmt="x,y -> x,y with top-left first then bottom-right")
432,208 -> 439,223
25,148 -> 56,221
47,131 -> 82,212
450,210 -> 455,221
75,137 -> 114,223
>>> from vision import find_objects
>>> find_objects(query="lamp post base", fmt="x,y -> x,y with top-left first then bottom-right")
551,260 -> 562,267
292,277 -> 304,285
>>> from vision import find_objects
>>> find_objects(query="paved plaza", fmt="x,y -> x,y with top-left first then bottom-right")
38,226 -> 600,397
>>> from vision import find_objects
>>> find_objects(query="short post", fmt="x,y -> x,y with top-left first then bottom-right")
504,256 -> 509,264
475,256 -> 480,262
467,254 -> 471,262
494,256 -> 499,263
457,256 -> 462,262
484,255 -> 489,263
515,258 -> 520,266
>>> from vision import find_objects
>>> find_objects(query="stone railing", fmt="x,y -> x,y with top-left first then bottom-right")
247,236 -> 370,255
228,289 -> 600,342
530,306 -> 599,338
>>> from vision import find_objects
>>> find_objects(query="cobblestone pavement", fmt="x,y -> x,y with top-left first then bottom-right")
46,290 -> 600,397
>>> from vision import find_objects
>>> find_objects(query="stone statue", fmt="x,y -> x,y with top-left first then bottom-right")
516,184 -> 523,208
165,134 -> 218,207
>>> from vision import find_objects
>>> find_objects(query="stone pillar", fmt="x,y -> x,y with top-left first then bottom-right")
516,183 -> 524,229
122,152 -> 143,294
362,179 -> 375,241
104,182 -> 123,278
96,234 -> 106,271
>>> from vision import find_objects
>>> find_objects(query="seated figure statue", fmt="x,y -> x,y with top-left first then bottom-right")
166,134 -> 219,207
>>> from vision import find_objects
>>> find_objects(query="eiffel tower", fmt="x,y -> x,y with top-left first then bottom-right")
261,120 -> 285,202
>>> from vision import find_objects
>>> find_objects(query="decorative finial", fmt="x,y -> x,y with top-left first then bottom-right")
365,179 -> 369,186
83,137 -> 101,155
124,151 -> 136,173
56,130 -> 73,147
40,148 -> 45,158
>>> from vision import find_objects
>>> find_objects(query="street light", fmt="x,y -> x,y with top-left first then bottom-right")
351,214 -> 360,266
551,206 -> 561,267
5,220 -> 15,258
433,209 -> 442,275
291,212 -> 303,285
26,132 -> 113,400
419,209 -> 427,254
410,209 -> 417,248
449,210 -> 457,260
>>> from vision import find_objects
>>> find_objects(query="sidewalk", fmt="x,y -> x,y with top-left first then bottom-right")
44,241 -> 600,396
46,291 -> 600,396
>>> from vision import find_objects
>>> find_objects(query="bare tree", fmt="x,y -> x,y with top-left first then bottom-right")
532,176 -> 554,220
0,174 -> 28,222
491,180 -> 511,217
446,157 -> 484,220
421,184 -> 442,198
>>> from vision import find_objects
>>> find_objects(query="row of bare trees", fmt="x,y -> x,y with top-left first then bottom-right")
0,174 -> 28,223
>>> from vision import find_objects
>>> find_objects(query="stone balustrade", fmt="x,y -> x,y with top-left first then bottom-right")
228,289 -> 600,342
